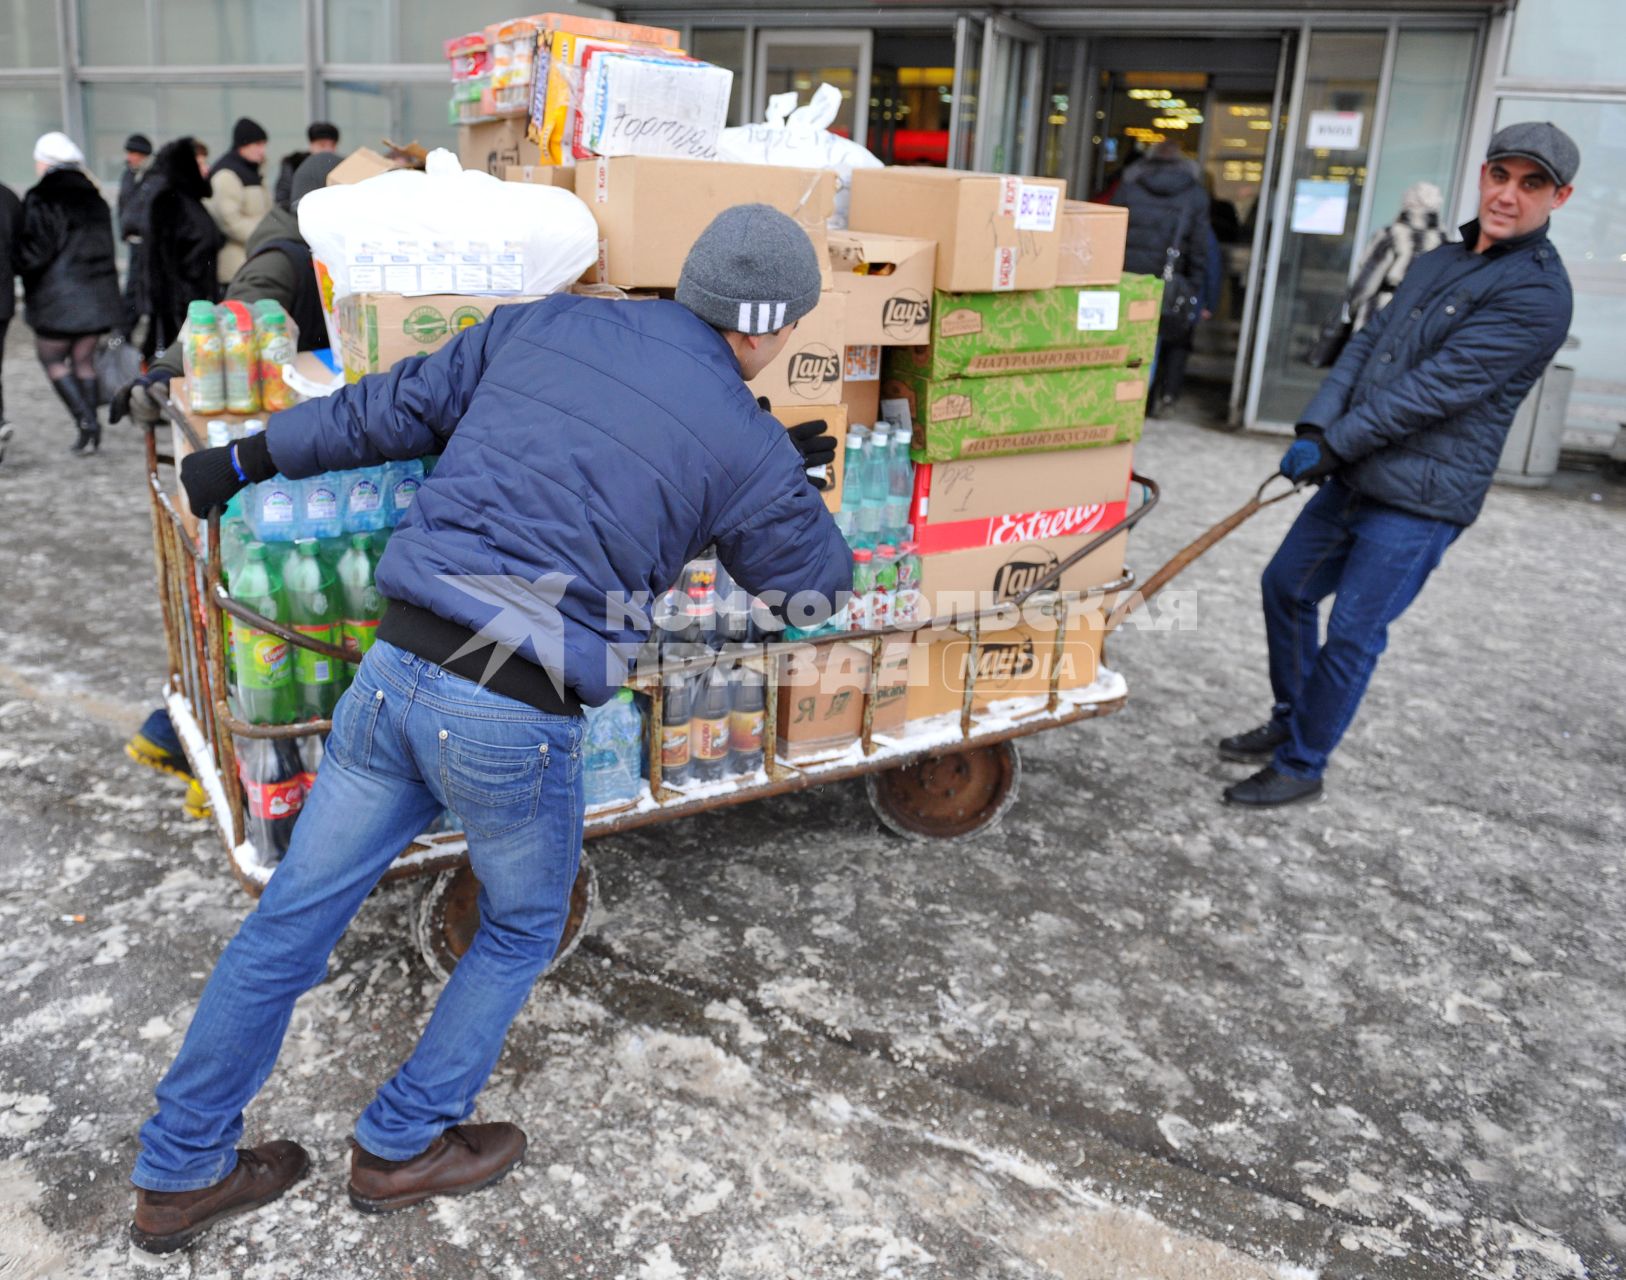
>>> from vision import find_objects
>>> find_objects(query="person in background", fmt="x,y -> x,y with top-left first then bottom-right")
115,152 -> 345,816
144,137 -> 222,353
1112,141 -> 1212,417
117,132 -> 156,343
15,132 -> 122,455
208,117 -> 270,287
1146,222 -> 1225,416
1219,124 -> 1577,807
0,179 -> 20,467
1345,182 -> 1450,334
274,122 -> 340,211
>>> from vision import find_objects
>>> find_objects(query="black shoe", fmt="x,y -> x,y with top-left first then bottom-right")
49,375 -> 96,454
1223,766 -> 1323,808
1217,720 -> 1290,762
76,377 -> 102,453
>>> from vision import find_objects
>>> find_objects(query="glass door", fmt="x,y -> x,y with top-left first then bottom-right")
754,30 -> 874,147
975,16 -> 1043,175
1250,31 -> 1386,425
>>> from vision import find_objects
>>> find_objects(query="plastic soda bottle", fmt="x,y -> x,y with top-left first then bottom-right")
219,300 -> 260,414
728,667 -> 766,775
690,667 -> 732,782
659,672 -> 693,787
235,736 -> 307,863
284,539 -> 341,719
337,532 -> 383,661
183,301 -> 225,414
856,424 -> 885,549
887,429 -> 914,542
229,542 -> 295,724
253,301 -> 299,412
895,540 -> 924,626
848,549 -> 875,631
871,544 -> 898,630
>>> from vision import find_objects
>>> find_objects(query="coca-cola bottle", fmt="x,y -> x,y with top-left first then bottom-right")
236,735 -> 308,863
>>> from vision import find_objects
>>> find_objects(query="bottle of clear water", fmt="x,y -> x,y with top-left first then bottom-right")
300,473 -> 344,540
341,465 -> 389,533
886,428 -> 914,543
856,424 -> 886,550
584,689 -> 642,807
384,458 -> 424,527
834,429 -> 865,543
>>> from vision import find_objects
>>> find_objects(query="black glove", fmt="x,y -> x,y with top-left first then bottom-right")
180,431 -> 277,517
110,371 -> 170,426
786,419 -> 836,491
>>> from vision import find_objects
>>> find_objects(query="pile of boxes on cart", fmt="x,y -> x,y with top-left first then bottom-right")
175,8 -> 1162,791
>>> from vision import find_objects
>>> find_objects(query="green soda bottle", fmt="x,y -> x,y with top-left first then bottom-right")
284,539 -> 341,719
229,542 -> 295,724
337,532 -> 384,661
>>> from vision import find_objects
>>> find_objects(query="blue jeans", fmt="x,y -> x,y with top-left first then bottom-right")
133,640 -> 584,1191
1261,479 -> 1460,780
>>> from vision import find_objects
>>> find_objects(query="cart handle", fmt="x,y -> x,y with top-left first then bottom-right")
1008,471 -> 1162,610
1104,471 -> 1303,632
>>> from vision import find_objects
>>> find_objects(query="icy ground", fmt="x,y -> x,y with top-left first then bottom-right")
0,322 -> 1622,1278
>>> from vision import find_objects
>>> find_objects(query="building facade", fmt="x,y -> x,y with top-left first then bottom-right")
1,0 -> 1620,439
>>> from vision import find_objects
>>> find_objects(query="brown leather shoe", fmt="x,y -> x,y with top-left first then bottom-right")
130,1140 -> 310,1255
348,1122 -> 526,1214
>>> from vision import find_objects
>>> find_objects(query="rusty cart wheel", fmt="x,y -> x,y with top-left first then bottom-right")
864,741 -> 1021,841
414,855 -> 597,981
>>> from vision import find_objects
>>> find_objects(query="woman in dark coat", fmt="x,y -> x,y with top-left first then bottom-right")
0,179 -> 21,462
16,132 -> 123,454
145,137 -> 222,356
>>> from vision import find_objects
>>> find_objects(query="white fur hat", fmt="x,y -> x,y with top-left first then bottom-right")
33,131 -> 85,168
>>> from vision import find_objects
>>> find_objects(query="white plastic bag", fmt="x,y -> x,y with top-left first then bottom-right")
298,149 -> 597,348
716,84 -> 883,228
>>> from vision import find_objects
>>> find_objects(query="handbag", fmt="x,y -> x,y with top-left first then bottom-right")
1305,302 -> 1353,369
94,333 -> 143,407
1159,203 -> 1202,348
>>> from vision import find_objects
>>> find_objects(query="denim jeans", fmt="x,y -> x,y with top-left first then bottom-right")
133,640 -> 584,1191
1261,479 -> 1461,780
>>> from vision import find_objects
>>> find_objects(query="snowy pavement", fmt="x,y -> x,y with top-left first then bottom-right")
0,320 -> 1622,1279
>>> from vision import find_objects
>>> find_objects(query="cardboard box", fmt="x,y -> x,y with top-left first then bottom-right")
889,275 -> 1162,381
909,443 -> 1134,555
747,291 -> 845,406
1057,201 -> 1129,287
336,293 -> 533,382
840,365 -> 881,427
532,24 -> 683,166
848,168 -> 1068,293
904,609 -> 1106,722
503,163 -> 577,191
771,403 -> 848,516
826,231 -> 935,345
883,364 -> 1148,463
915,530 -> 1128,625
776,638 -> 911,760
458,116 -> 540,176
582,156 -> 835,289
326,146 -> 394,187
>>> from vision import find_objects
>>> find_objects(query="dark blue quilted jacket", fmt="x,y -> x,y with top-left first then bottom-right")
1300,220 -> 1571,526
266,294 -> 852,705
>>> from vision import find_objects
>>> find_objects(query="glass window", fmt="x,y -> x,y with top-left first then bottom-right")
0,0 -> 59,69
0,87 -> 66,194
397,0 -> 616,65
154,84 -> 306,169
79,0 -> 153,67
81,85 -> 161,191
326,81 -> 396,151
157,0 -> 302,66
325,0 -> 391,64
399,80 -> 458,153
757,35 -> 867,143
1505,0 -> 1626,87
1255,31 -> 1386,425
1367,30 -> 1477,230
1494,98 -> 1626,440
691,29 -> 747,127
870,32 -> 955,168
953,17 -> 982,170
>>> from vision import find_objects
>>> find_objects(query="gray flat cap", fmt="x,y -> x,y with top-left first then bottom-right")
676,204 -> 822,336
1486,121 -> 1580,186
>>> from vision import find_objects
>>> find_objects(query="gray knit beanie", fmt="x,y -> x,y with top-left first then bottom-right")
676,204 -> 822,335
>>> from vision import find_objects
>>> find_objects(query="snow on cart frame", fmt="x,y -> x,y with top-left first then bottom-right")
140,386 -> 1265,982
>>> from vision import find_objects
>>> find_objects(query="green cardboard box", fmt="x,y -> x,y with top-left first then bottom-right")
884,364 -> 1149,463
886,274 -> 1163,381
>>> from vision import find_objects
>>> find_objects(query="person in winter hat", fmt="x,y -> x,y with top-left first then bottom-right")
208,117 -> 270,285
1220,124 -> 1578,808
15,132 -> 122,454
127,204 -> 849,1254
143,136 -> 222,352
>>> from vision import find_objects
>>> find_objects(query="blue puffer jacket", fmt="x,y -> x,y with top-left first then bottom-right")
266,295 -> 853,705
1300,220 -> 1571,527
